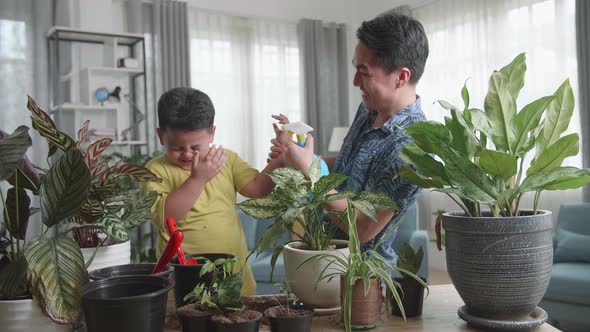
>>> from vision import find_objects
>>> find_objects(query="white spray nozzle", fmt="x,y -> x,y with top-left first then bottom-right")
284,121 -> 313,146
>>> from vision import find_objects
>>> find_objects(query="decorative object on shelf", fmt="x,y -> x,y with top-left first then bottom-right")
95,87 -> 110,105
89,128 -> 117,141
109,86 -> 121,102
117,57 -> 139,69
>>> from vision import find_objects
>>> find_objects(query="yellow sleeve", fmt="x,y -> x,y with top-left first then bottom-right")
228,150 -> 258,192
140,158 -> 172,229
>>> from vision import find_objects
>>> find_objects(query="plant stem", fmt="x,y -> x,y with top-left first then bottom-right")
0,189 -> 17,261
533,191 -> 541,215
514,193 -> 523,216
445,193 -> 471,216
515,158 -> 525,188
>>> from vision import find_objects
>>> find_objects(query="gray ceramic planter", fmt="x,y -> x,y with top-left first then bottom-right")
442,210 -> 553,321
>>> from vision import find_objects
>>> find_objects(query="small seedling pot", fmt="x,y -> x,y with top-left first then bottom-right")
81,275 -> 174,332
391,277 -> 426,318
211,309 -> 262,332
177,304 -> 217,332
265,303 -> 314,332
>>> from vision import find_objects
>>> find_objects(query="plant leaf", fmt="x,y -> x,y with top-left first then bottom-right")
116,164 -> 162,182
477,149 -> 518,178
4,187 -> 30,240
399,143 -> 449,182
398,165 -> 446,188
24,235 -> 86,324
536,79 -> 575,157
99,213 -> 128,241
484,71 -> 516,153
312,173 -> 348,198
239,198 -> 287,219
436,100 -> 459,112
309,157 -> 322,187
267,167 -> 307,187
543,174 -> 590,191
27,96 -> 75,154
518,167 -> 590,193
512,96 -> 555,156
461,80 -> 470,111
0,254 -> 28,298
0,126 -> 31,181
499,53 -> 526,101
7,157 -> 41,194
40,149 -> 91,227
404,121 -> 450,155
446,109 -> 479,159
76,120 -> 90,149
84,138 -> 113,169
527,133 -> 579,176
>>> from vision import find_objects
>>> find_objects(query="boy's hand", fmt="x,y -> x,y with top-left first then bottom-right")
190,145 -> 226,183
271,113 -> 290,125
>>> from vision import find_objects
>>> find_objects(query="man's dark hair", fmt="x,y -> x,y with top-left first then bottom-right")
157,87 -> 215,131
356,11 -> 429,84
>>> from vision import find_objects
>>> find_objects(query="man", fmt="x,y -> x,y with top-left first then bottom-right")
272,11 -> 429,264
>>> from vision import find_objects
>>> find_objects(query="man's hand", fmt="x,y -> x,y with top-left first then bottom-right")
190,145 -> 226,183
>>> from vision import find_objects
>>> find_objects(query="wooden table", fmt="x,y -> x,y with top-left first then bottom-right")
166,284 -> 560,332
309,284 -> 559,331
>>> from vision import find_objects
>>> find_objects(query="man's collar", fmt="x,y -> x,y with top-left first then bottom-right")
365,96 -> 421,134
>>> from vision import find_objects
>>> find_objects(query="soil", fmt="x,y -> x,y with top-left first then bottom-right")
290,242 -> 347,250
211,309 -> 262,324
176,304 -> 219,318
265,306 -> 313,318
241,294 -> 292,314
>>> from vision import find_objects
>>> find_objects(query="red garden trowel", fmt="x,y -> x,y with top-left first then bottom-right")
152,217 -> 198,274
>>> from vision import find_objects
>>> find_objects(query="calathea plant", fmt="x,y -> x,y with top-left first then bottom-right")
239,157 -> 397,279
398,53 -> 590,217
25,97 -> 160,247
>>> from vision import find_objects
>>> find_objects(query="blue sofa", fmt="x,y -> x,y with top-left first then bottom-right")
540,203 -> 590,330
238,202 -> 429,294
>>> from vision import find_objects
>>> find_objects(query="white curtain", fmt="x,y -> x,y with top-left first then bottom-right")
188,10 -> 301,170
413,0 -> 579,229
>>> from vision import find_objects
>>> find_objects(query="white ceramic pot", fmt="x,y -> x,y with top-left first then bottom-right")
0,297 -> 71,332
81,240 -> 131,272
283,240 -> 349,308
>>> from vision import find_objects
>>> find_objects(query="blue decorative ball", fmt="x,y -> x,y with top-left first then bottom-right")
95,87 -> 110,103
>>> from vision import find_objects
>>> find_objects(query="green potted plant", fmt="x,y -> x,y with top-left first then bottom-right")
398,53 -> 590,329
264,281 -> 314,332
239,158 -> 396,309
177,256 -> 262,332
306,200 -> 427,332
391,243 -> 426,317
24,97 -> 161,272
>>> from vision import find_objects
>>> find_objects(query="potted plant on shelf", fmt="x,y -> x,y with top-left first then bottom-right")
391,243 -> 426,317
239,158 -> 396,309
398,53 -> 590,329
307,200 -> 427,332
177,256 -> 262,332
264,281 -> 314,332
25,97 -> 161,272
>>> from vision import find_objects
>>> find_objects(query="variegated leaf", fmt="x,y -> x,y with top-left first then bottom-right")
7,157 -> 41,194
24,235 -> 86,324
40,149 -> 91,227
26,96 -> 61,156
268,167 -> 307,187
308,157 -> 322,187
116,163 -> 162,182
84,138 -> 113,169
5,187 -> 30,240
99,213 -> 128,241
353,192 -> 398,211
239,197 -> 286,219
76,120 -> 90,149
123,191 -> 157,229
312,173 -> 348,198
0,126 -> 31,181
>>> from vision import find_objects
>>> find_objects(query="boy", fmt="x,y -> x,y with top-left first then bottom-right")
141,87 -> 280,295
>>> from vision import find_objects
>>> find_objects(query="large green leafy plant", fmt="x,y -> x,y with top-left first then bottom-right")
398,53 -> 590,217
0,96 -> 159,325
239,158 -> 397,279
305,200 -> 427,332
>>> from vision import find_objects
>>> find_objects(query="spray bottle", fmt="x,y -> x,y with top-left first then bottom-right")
282,121 -> 329,176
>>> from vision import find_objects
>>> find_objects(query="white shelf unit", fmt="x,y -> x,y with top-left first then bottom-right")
47,26 -> 149,153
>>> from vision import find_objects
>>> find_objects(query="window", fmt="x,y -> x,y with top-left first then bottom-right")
189,11 -> 301,170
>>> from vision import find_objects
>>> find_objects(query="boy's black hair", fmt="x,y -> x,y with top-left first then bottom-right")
356,11 -> 429,84
157,87 -> 215,131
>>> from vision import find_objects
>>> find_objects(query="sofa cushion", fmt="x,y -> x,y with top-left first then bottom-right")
543,262 -> 590,306
554,228 -> 590,263
249,252 -> 286,282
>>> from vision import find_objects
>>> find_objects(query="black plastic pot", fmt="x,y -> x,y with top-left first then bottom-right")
81,275 -> 174,332
170,253 -> 234,309
177,304 -> 216,332
211,310 -> 262,332
265,304 -> 314,332
88,263 -> 174,281
391,277 -> 426,317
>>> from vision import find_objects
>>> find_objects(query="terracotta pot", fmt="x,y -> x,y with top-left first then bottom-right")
340,276 -> 382,327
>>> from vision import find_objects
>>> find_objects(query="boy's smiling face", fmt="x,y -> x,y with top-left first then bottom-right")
157,127 -> 215,170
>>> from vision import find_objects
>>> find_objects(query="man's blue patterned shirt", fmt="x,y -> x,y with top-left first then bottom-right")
330,97 -> 426,264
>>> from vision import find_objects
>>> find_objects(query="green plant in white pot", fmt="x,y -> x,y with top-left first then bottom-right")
25,97 -> 160,271
398,53 -> 590,328
239,158 -> 397,308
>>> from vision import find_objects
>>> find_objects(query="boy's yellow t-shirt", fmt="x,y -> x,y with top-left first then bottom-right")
140,150 -> 258,295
